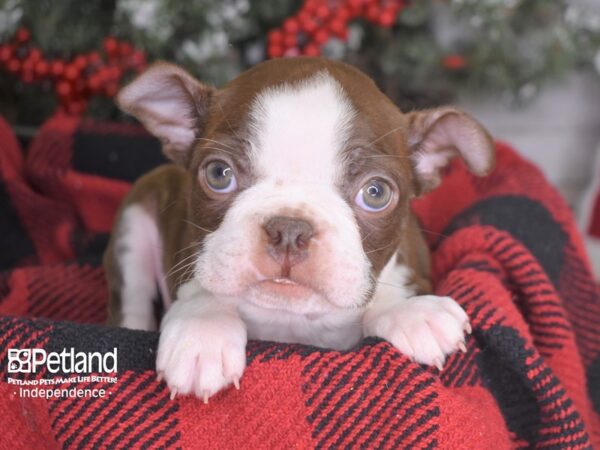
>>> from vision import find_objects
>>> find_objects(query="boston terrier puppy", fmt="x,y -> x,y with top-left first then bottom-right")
104,57 -> 494,402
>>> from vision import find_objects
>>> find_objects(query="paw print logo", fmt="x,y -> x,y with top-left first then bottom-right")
7,349 -> 32,373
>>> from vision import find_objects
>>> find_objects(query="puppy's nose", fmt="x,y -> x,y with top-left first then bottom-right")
263,216 -> 313,268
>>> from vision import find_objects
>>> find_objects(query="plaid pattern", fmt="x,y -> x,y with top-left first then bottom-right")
0,114 -> 599,449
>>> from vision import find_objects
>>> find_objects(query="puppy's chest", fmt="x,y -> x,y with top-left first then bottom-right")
239,303 -> 364,350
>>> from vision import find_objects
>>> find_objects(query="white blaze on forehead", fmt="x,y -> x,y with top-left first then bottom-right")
249,71 -> 355,185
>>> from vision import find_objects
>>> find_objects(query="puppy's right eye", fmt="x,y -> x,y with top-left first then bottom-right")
205,160 -> 237,193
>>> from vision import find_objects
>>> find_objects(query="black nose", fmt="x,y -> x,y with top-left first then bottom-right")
263,216 -> 313,268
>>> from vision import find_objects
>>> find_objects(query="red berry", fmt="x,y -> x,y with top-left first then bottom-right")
302,18 -> 318,34
35,60 -> 49,76
268,44 -> 284,58
303,44 -> 320,56
28,48 -> 41,62
442,54 -> 467,70
316,4 -> 330,20
366,4 -> 380,22
22,59 -> 35,72
23,72 -> 34,83
88,75 -> 101,92
283,18 -> 300,34
0,45 -> 13,62
298,11 -> 311,24
336,6 -> 351,22
304,0 -> 319,13
57,81 -> 71,97
329,19 -> 346,37
74,79 -> 86,94
268,29 -> 284,45
108,66 -> 121,81
74,55 -> 87,69
65,64 -> 79,81
88,51 -> 101,65
7,59 -> 21,73
283,33 -> 297,48
103,37 -> 118,55
15,27 -> 30,43
51,61 -> 65,77
118,42 -> 132,56
347,0 -> 363,14
130,51 -> 146,68
314,29 -> 329,45
379,10 -> 396,27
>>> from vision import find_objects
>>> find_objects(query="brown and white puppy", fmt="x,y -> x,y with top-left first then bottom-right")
104,57 -> 494,402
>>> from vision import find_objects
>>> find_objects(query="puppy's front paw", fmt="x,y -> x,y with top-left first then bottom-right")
367,295 -> 470,369
156,312 -> 247,402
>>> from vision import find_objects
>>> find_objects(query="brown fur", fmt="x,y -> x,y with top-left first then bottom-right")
104,165 -> 192,325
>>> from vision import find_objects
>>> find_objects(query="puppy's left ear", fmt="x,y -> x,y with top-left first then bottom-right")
407,107 -> 495,194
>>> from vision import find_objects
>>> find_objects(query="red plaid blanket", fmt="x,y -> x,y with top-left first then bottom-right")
1,114 -> 599,449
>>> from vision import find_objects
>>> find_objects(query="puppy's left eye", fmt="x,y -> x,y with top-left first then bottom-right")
205,160 -> 237,193
355,178 -> 393,212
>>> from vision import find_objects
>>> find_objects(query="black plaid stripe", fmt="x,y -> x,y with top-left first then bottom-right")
46,370 -> 179,450
0,316 -> 52,379
483,230 -> 570,352
303,341 -> 439,449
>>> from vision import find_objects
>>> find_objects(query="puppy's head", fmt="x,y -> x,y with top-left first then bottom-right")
118,58 -> 494,315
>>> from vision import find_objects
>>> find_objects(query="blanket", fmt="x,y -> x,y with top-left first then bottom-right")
0,114 -> 599,449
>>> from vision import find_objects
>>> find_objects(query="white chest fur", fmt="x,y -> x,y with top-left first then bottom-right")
239,302 -> 364,350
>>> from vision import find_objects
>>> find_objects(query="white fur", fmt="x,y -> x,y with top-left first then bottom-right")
118,205 -> 168,331
364,255 -> 469,367
156,280 -> 247,399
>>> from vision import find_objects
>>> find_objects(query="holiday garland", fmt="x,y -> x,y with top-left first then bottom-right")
266,0 -> 406,57
0,27 -> 145,115
0,0 -> 599,122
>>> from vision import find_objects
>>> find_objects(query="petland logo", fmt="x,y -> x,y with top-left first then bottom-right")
8,348 -> 118,374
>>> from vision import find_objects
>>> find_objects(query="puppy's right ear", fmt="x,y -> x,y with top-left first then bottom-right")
117,62 -> 215,165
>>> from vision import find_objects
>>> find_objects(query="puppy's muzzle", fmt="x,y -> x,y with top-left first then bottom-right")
263,216 -> 313,274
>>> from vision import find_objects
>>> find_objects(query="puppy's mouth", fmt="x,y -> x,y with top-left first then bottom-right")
257,277 -> 315,300
244,275 -> 334,315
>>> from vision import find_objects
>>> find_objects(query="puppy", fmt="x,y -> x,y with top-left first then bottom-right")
104,57 -> 494,402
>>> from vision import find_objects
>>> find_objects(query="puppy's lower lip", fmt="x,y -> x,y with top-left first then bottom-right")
258,279 -> 313,299
271,278 -> 297,285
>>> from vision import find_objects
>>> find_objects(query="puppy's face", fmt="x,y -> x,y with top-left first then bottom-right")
118,58 -> 494,315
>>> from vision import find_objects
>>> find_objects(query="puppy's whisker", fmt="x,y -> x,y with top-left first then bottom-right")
365,242 -> 395,254
361,229 -> 376,243
196,144 -> 235,157
419,228 -> 450,239
183,219 -> 214,234
195,137 -> 236,151
159,200 -> 178,214
361,154 -> 410,160
176,263 -> 196,286
377,280 -> 412,290
368,125 -> 405,146
166,260 -> 197,282
173,240 -> 202,257
165,252 -> 200,278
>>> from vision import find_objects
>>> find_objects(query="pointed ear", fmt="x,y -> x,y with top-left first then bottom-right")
116,62 -> 215,165
407,107 -> 495,194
